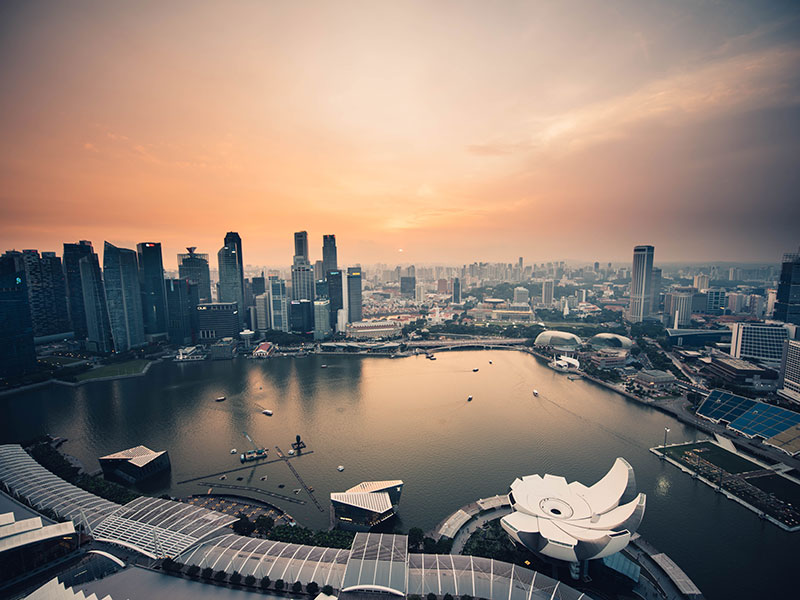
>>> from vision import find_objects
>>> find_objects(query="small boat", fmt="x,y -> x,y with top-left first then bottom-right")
308,486 -> 314,492
219,475 -> 227,480
293,488 -> 301,494
288,449 -> 295,455
467,396 -> 473,402
215,396 -> 226,402
489,360 -> 493,364
533,389 -> 539,397
321,364 -> 328,368
230,448 -> 237,454
261,409 -> 273,416
472,368 -> 479,372
278,484 -> 285,488
430,356 -> 437,360
337,465 -> 345,472
260,476 -> 268,481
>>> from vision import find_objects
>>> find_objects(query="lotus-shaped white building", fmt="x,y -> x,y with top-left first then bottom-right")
500,458 -> 645,562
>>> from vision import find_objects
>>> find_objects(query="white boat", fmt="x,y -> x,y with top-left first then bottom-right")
288,449 -> 295,455
337,465 -> 345,472
261,409 -> 273,416
321,364 -> 327,368
533,390 -> 539,397
230,448 -> 237,454
467,396 -> 473,402
489,360 -> 493,364
215,396 -> 226,402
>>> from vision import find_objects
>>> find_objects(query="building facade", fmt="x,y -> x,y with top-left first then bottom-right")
165,278 -> 199,344
778,340 -> 800,404
62,240 -> 96,339
541,280 -> 554,307
217,237 -> 244,329
177,247 -> 212,303
79,249 -> 113,353
452,277 -> 461,304
103,242 -> 146,352
347,267 -> 362,322
137,242 -> 167,336
628,245 -> 654,322
322,234 -> 338,277
268,276 -> 289,332
196,302 -> 239,340
0,253 -> 37,378
327,269 -> 344,328
730,322 -> 791,367
774,249 -> 800,325
314,299 -> 332,340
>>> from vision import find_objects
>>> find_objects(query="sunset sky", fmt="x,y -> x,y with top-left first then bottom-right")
1,0 -> 799,268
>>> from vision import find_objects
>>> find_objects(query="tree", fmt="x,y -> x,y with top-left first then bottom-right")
232,514 -> 256,536
444,594 -> 453,600
214,569 -> 228,582
202,567 -> 214,579
427,593 -> 438,600
186,565 -> 200,578
292,581 -> 303,593
322,585 -> 334,596
461,595 -> 473,600
408,527 -> 424,550
255,514 -> 275,534
245,574 -> 256,587
306,582 -> 319,596
275,579 -> 285,591
261,576 -> 271,590
229,571 -> 242,585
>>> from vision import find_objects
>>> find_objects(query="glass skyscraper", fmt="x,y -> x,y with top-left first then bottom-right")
137,242 -> 167,335
322,234 -> 338,277
63,240 -> 95,339
268,276 -> 288,332
628,245 -> 654,323
78,247 -> 113,353
218,235 -> 244,330
347,267 -> 362,323
178,247 -> 212,303
104,242 -> 145,352
774,249 -> 800,325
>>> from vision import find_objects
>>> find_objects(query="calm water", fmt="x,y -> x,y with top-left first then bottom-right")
0,351 -> 794,599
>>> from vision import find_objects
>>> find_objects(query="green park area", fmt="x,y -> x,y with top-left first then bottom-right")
75,359 -> 150,382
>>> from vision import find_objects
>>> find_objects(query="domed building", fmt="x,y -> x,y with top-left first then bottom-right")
533,330 -> 582,351
587,333 -> 633,350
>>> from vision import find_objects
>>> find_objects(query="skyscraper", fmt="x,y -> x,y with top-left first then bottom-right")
268,276 -> 289,332
63,240 -> 95,339
347,267 -> 362,322
452,277 -> 461,304
314,260 -> 324,282
78,248 -> 113,353
6,249 -> 70,338
291,262 -> 315,301
327,269 -> 344,328
165,278 -> 199,344
541,280 -> 554,307
254,293 -> 270,333
628,245 -> 654,323
178,247 -> 212,302
137,242 -> 167,335
0,253 -> 37,378
218,236 -> 244,329
294,231 -> 309,262
774,248 -> 800,325
322,234 -> 338,277
314,299 -> 332,340
104,242 -> 145,352
290,299 -> 314,332
693,273 -> 710,291
778,340 -> 800,404
650,267 -> 662,313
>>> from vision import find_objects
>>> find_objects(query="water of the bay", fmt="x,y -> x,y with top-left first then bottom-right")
0,350 -> 794,599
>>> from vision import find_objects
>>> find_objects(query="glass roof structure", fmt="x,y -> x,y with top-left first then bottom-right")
92,496 -> 236,559
178,533 -> 350,584
0,444 -> 119,530
697,390 -> 800,440
533,331 -> 582,351
341,533 -> 408,595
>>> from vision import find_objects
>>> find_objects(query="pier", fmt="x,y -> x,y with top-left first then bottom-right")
275,446 -> 325,512
197,481 -> 306,505
175,450 -> 314,484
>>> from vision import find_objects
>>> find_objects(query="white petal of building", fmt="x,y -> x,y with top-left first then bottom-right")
501,458 -> 646,562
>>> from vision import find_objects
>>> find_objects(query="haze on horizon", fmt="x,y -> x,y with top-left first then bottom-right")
1,0 -> 799,268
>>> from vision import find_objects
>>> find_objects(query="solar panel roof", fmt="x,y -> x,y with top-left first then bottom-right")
696,390 -> 757,423
729,403 -> 800,439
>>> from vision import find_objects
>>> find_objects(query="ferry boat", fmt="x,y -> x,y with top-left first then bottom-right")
230,448 -> 237,454
240,448 -> 269,463
321,364 -> 328,368
215,396 -> 226,402
337,465 -> 345,472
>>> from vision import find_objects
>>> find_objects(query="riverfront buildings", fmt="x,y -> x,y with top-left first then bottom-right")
165,278 -> 199,344
196,302 -> 239,340
627,245 -> 654,323
330,480 -> 404,531
98,445 -> 171,484
103,242 -> 146,352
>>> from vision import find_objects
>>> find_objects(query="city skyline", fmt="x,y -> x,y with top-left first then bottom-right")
2,0 -> 799,264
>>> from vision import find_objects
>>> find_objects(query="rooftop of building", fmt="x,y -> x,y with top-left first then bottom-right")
99,446 -> 166,468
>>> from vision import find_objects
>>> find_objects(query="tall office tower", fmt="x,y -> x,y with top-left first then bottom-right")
7,249 -> 70,338
327,269 -> 344,328
730,322 -> 790,367
290,299 -> 314,332
766,289 -> 778,318
178,247 -> 212,302
452,277 -> 462,304
749,294 -> 765,318
136,243 -> 167,336
103,242 -> 145,352
347,267 -> 362,322
727,292 -> 745,314
63,240 -> 96,339
78,249 -> 113,353
778,340 -> 800,404
705,288 -> 727,313
627,245 -> 654,323
294,231 -> 309,262
314,299 -> 332,340
314,260 -> 324,282
268,276 -> 289,332
407,265 -> 416,279
594,261 -> 600,273
322,234 -> 338,277
541,280 -> 554,307
513,286 -> 530,304
224,231 -> 244,284
400,276 -> 416,296
693,273 -> 710,291
254,293 -> 270,332
165,278 -> 199,345
291,262 -> 315,301
667,292 -> 694,327
774,249 -> 800,325
251,274 -> 266,298
196,302 -> 239,340
415,282 -> 426,303
0,253 -> 37,378
218,241 -> 244,328
41,252 -> 70,335
650,267 -> 662,312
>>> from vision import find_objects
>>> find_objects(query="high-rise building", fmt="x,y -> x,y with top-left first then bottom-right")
347,267 -> 362,322
218,238 -> 244,328
327,270 -> 344,328
290,299 -> 314,333
291,262 -> 315,301
774,249 -> 800,325
727,292 -> 745,314
294,231 -> 309,262
165,278 -> 199,344
313,260 -> 324,283
628,245 -> 654,323
268,276 -> 289,332
251,275 -> 266,298
0,253 -> 37,378
730,322 -> 791,367
322,235 -> 338,277
541,280 -> 554,307
254,293 -> 270,333
137,243 -> 167,336
224,231 -> 244,284
63,241 -> 95,339
452,277 -> 462,304
400,276 -> 416,296
314,299 -> 332,340
693,273 -> 710,291
196,302 -> 239,340
650,267 -> 662,312
778,340 -> 800,404
705,288 -> 727,313
178,247 -> 212,302
415,282 -> 426,303
104,242 -> 146,352
7,250 -> 70,338
78,249 -> 113,353
513,287 -> 530,305
667,292 -> 694,327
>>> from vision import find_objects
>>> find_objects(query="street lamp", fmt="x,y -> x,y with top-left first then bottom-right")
663,427 -> 671,453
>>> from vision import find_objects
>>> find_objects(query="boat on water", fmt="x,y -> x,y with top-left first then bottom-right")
293,488 -> 301,494
260,476 -> 268,481
219,475 -> 227,480
337,465 -> 345,472
472,368 -> 479,372
321,364 -> 327,368
215,396 -> 226,402
533,389 -> 539,397
261,409 -> 273,416
288,449 -> 295,456
230,448 -> 237,454
240,448 -> 269,463
467,396 -> 473,402
489,360 -> 493,364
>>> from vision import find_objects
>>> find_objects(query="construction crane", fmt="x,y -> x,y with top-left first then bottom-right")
240,431 -> 268,463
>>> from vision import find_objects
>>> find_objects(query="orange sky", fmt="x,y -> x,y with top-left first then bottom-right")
1,0 -> 799,268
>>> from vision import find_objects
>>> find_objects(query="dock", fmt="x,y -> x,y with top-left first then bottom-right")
198,481 -> 307,505
175,450 -> 315,484
275,446 -> 325,512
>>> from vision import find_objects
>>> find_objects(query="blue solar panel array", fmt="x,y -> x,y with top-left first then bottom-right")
698,389 -> 800,439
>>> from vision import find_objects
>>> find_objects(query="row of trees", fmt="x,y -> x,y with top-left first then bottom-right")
161,558 -> 334,595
